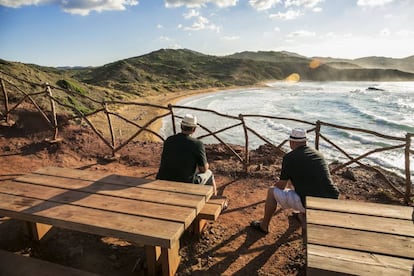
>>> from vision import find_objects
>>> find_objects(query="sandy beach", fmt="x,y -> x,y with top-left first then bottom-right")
103,85 -> 253,142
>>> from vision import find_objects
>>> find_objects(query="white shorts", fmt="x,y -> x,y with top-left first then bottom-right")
194,169 -> 214,185
272,188 -> 305,213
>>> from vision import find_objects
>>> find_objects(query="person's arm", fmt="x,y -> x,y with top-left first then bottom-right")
212,179 -> 217,196
197,162 -> 209,173
274,179 -> 288,190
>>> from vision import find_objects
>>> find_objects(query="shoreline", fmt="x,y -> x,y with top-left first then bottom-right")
137,84 -> 266,141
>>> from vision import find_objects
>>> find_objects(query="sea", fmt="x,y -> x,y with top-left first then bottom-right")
160,81 -> 414,178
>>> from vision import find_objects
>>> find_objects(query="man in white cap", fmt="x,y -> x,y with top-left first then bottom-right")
156,114 -> 217,195
250,128 -> 339,236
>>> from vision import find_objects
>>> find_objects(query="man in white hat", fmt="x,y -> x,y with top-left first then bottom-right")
156,114 -> 217,195
250,128 -> 339,237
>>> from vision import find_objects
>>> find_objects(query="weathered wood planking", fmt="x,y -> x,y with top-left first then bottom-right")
307,196 -> 413,220
307,209 -> 414,237
34,167 -> 213,198
307,224 -> 414,259
15,173 -> 206,212
306,196 -> 414,276
0,193 -> 183,248
0,181 -> 196,228
307,245 -> 414,276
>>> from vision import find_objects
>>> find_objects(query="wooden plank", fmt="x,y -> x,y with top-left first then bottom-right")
140,180 -> 213,198
307,209 -> 414,237
33,167 -> 213,197
0,193 -> 183,248
14,174 -> 206,212
198,203 -> 221,221
307,244 -> 414,276
306,196 -> 413,220
307,224 -> 414,259
207,197 -> 228,208
0,249 -> 99,276
0,181 -> 196,228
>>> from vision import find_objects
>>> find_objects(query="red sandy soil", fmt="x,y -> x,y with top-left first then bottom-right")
0,112 -> 407,275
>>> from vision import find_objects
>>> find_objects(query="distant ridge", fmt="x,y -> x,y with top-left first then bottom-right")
1,49 -> 414,101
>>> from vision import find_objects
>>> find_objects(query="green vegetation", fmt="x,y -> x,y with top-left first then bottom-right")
56,79 -> 86,95
1,49 -> 414,115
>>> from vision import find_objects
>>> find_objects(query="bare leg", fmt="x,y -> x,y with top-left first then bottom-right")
260,188 -> 278,232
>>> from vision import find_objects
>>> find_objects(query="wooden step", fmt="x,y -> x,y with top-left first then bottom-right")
193,196 -> 228,234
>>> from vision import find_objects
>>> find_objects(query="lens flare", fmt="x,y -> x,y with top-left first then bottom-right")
309,59 -> 321,69
285,73 -> 300,82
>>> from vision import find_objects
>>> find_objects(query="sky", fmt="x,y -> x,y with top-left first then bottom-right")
1,0 -> 413,67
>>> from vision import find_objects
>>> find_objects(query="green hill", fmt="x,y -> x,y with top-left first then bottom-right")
72,49 -> 284,95
1,48 -> 414,111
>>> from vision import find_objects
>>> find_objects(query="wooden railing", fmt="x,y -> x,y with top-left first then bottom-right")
0,71 -> 412,204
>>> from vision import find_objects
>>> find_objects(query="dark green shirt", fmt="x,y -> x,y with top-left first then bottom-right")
280,145 -> 339,206
156,133 -> 207,183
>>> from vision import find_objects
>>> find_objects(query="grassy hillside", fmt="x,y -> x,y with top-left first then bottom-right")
0,59 -> 131,114
72,49 -> 284,95
316,55 -> 414,73
1,48 -> 414,113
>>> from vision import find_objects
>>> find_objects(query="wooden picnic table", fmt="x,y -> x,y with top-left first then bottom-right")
0,166 -> 213,276
306,196 -> 414,276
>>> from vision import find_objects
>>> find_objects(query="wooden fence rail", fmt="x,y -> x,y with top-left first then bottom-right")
0,71 -> 412,204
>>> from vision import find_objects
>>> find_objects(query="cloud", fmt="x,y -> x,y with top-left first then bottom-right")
285,0 -> 324,8
380,28 -> 390,36
248,0 -> 281,11
157,24 -> 164,29
0,0 -> 46,8
183,9 -> 200,19
183,15 -> 221,32
269,9 -> 303,20
356,0 -> 394,7
165,0 -> 238,8
396,29 -> 414,37
286,30 -> 316,37
159,36 -> 172,41
0,0 -> 139,15
221,35 -> 240,40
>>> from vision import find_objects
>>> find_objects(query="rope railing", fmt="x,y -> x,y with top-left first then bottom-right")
0,71 -> 412,204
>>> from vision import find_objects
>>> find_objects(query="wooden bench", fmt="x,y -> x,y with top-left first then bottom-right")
306,196 -> 414,276
0,166 -> 214,276
0,249 -> 99,276
193,196 -> 228,234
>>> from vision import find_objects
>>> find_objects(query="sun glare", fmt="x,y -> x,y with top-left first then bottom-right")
309,59 -> 321,69
285,73 -> 300,82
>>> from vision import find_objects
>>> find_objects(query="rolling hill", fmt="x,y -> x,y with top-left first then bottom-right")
1,48 -> 414,109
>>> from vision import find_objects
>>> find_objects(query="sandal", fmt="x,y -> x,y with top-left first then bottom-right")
249,220 -> 268,234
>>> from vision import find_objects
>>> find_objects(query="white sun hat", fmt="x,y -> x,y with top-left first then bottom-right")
181,114 -> 198,127
289,128 -> 307,142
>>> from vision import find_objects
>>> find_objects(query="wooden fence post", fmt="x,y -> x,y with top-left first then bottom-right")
0,79 -> 11,126
315,120 -> 321,150
239,114 -> 249,174
168,104 -> 176,135
103,101 -> 117,158
404,133 -> 412,204
46,84 -> 59,142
